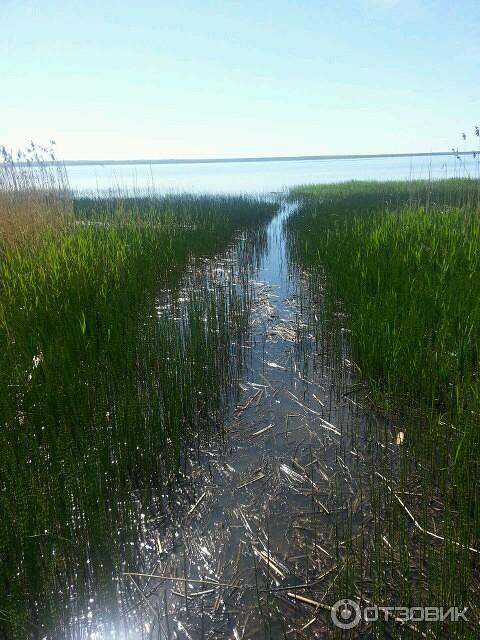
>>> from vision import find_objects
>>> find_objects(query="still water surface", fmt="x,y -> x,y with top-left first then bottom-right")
67,153 -> 478,194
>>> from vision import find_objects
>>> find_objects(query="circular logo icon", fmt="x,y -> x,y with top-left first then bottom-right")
331,599 -> 362,629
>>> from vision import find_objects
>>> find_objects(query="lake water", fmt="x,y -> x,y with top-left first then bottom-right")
67,153 -> 478,195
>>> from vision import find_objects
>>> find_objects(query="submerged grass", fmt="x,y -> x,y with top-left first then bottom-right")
287,178 -> 480,635
0,160 -> 276,638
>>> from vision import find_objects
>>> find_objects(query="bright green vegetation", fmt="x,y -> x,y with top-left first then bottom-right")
0,183 -> 275,638
291,177 -> 480,205
287,178 -> 480,629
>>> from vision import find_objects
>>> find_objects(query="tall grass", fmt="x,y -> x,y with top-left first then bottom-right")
0,144 -> 72,245
287,178 -> 480,633
0,157 -> 276,638
291,177 -> 480,207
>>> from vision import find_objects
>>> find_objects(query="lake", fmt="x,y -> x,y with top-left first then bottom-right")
67,153 -> 478,194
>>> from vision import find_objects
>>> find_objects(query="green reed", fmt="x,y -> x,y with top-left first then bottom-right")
0,184 -> 275,638
287,178 -> 480,637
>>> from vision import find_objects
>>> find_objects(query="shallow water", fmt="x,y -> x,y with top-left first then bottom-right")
74,200 -> 476,639
72,201 -> 365,638
66,154 -> 479,194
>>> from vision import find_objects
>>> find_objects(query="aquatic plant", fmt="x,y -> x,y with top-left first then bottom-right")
287,178 -> 480,636
0,158 -> 276,638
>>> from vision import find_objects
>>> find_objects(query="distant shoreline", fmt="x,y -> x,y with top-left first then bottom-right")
7,150 -> 476,168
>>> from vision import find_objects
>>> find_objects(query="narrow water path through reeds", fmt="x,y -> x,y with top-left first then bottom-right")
75,200 -> 478,639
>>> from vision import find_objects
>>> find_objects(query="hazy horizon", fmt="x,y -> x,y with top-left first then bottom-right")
6,149 -> 477,168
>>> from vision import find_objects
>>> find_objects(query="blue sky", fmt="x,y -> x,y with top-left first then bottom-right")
1,0 -> 479,160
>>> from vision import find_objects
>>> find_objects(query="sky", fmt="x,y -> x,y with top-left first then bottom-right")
1,0 -> 479,160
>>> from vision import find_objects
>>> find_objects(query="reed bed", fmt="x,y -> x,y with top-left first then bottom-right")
286,178 -> 480,635
0,145 -> 72,246
0,158 -> 276,638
